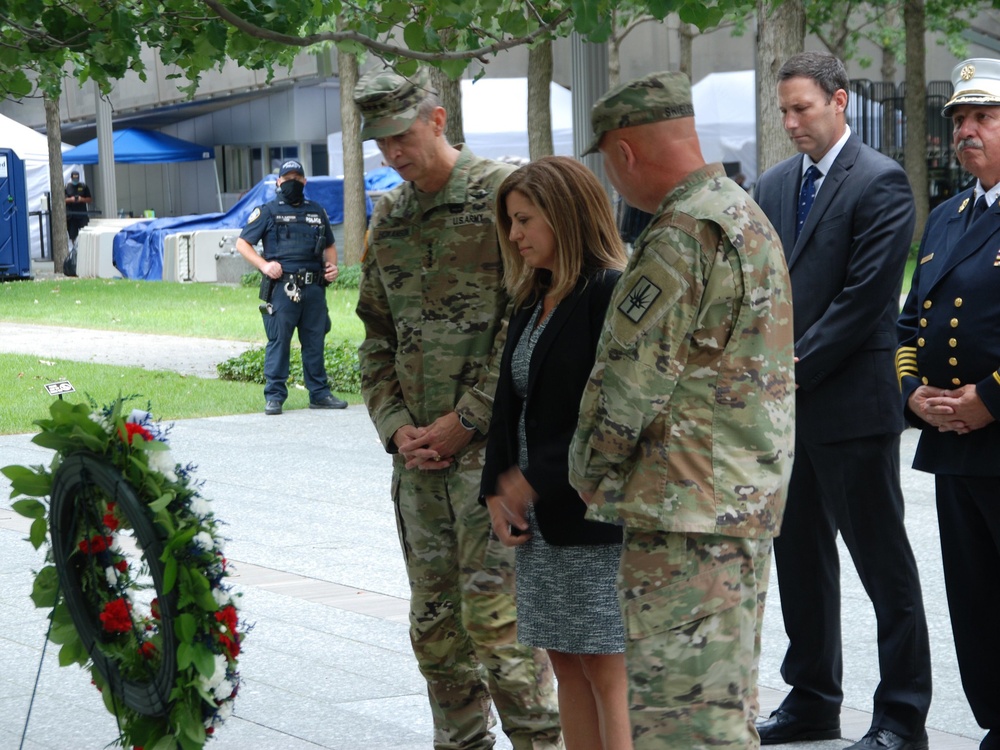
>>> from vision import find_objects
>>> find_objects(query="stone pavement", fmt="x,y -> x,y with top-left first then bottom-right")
0,321 -> 252,379
0,324 -> 986,749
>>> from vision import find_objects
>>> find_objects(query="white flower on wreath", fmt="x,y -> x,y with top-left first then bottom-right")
193,531 -> 215,552
207,700 -> 234,728
212,678 -> 235,702
147,448 -> 178,483
199,653 -> 229,692
105,567 -> 118,587
189,496 -> 212,518
88,412 -> 111,432
212,588 -> 234,607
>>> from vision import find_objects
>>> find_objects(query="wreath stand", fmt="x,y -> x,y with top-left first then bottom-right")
21,452 -> 178,746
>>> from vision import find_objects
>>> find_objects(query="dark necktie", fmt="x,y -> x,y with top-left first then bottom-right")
969,194 -> 988,227
796,165 -> 822,240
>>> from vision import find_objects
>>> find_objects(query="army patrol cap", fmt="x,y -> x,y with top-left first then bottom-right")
278,159 -> 305,177
354,68 -> 436,141
583,71 -> 695,155
943,58 -> 1000,116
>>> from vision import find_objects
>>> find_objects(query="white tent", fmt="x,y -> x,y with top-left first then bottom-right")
328,78 -> 575,177
1,112 -> 80,259
692,70 -> 758,183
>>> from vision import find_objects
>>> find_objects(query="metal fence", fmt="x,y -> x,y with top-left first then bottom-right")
848,78 -> 968,209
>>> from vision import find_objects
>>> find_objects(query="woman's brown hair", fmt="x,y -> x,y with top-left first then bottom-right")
496,156 -> 626,308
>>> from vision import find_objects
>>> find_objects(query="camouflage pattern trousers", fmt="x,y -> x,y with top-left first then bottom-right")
619,528 -> 772,749
392,452 -> 562,750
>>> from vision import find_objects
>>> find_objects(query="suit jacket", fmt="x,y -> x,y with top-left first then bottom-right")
482,269 -> 623,546
897,187 -> 1000,476
754,134 -> 914,443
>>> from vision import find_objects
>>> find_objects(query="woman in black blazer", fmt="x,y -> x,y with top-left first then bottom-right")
482,157 -> 631,750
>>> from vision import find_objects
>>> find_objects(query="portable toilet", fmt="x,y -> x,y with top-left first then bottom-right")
0,148 -> 31,280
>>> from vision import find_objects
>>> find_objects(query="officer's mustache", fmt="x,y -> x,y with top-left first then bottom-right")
957,137 -> 983,152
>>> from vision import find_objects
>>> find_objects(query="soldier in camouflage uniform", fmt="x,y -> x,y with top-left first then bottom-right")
567,71 -> 796,749
353,68 -> 562,750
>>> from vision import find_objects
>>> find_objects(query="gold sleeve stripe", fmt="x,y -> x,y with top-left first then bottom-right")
993,371 -> 1000,387
895,346 -> 919,386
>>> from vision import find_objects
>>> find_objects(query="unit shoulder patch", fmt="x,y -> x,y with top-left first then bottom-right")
618,275 -> 662,323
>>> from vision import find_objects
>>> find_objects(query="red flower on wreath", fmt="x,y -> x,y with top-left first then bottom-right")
79,534 -> 113,554
119,422 -> 154,445
99,598 -> 133,634
218,634 -> 240,659
102,512 -> 119,531
138,641 -> 157,660
150,598 -> 160,620
114,559 -> 128,573
214,605 -> 238,634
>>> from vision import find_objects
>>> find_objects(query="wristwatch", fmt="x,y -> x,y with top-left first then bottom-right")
458,414 -> 477,432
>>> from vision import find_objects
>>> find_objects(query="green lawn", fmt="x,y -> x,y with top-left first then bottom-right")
0,278 -> 364,343
0,279 -> 364,434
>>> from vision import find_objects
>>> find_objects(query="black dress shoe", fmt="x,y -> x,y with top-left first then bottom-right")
847,728 -> 928,750
309,395 -> 348,410
265,401 -> 283,415
757,709 -> 841,745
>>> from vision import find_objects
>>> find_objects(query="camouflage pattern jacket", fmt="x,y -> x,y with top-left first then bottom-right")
357,147 -> 514,453
568,164 -> 796,538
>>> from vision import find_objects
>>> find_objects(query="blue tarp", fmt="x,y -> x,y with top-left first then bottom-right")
63,129 -> 214,164
365,166 -> 404,192
113,175 -> 385,280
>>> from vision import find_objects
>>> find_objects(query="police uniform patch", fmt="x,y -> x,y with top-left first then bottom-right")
247,207 -> 261,223
618,275 -> 662,323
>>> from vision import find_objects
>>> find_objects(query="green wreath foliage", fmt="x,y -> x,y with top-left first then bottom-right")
2,396 -> 245,750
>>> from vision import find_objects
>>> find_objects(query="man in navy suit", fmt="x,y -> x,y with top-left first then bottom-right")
897,58 -> 1000,750
753,52 -> 932,750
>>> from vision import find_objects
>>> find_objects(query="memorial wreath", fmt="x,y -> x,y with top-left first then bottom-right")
2,396 -> 245,750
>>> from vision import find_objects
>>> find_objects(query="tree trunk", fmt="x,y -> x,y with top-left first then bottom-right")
609,10 -> 622,89
44,92 -> 69,273
430,68 -> 464,146
337,37 -> 366,266
880,8 -> 898,85
756,0 -> 805,175
528,40 -> 554,160
679,22 -> 694,80
904,0 -> 928,242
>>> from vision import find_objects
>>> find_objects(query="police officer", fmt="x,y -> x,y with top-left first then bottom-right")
236,159 -> 347,415
65,170 -> 92,247
897,57 -> 1000,750
353,68 -> 562,750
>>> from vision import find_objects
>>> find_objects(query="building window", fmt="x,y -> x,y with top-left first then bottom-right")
311,144 -> 328,176
218,145 -> 252,193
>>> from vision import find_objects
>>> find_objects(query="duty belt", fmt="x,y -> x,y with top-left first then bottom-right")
281,270 -> 321,304
282,271 -> 320,285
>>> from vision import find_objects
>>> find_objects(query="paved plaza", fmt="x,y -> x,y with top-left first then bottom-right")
0,322 -> 986,749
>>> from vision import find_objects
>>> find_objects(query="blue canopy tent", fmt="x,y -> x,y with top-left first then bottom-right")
62,128 -> 222,213
62,129 -> 215,164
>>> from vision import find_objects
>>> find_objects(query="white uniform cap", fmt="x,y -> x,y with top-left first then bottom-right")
942,58 -> 1000,116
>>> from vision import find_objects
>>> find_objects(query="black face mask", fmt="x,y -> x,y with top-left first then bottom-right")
279,180 -> 304,204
